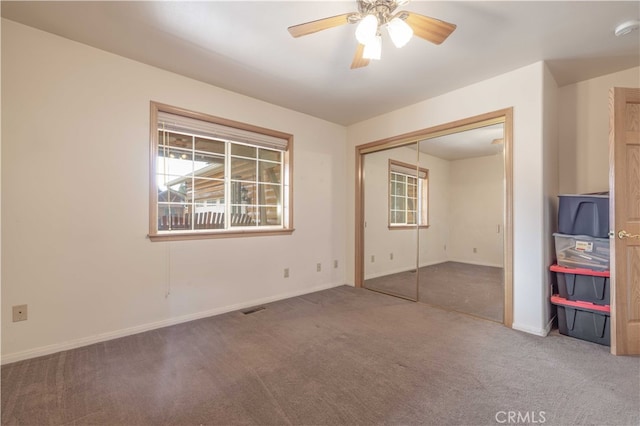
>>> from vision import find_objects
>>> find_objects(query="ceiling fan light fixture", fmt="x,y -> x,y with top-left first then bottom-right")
387,17 -> 413,48
363,35 -> 382,60
355,14 -> 379,44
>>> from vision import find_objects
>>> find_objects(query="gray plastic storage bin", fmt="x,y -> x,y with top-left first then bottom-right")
550,264 -> 610,305
558,194 -> 609,238
553,233 -> 610,271
551,295 -> 610,346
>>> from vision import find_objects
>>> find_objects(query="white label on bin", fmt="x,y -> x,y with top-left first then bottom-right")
575,240 -> 593,252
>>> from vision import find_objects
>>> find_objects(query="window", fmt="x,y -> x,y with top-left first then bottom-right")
389,160 -> 428,228
149,102 -> 293,241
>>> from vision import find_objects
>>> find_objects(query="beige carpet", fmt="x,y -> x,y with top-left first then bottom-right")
2,286 -> 638,425
365,261 -> 504,322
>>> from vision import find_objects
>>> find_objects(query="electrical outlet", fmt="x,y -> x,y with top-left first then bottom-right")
13,305 -> 28,322
284,268 -> 289,278
390,253 -> 394,260
316,263 -> 322,272
371,255 -> 375,263
334,260 -> 338,268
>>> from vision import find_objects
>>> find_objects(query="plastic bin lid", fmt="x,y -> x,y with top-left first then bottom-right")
558,192 -> 609,198
550,264 -> 610,277
552,232 -> 610,242
550,295 -> 610,313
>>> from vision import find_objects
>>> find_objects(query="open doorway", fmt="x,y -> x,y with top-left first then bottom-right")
356,109 -> 513,327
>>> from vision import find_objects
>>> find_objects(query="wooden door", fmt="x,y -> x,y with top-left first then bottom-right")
610,87 -> 640,355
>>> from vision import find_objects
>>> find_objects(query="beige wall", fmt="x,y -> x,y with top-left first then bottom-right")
448,154 -> 504,267
1,20 -> 348,363
558,66 -> 640,194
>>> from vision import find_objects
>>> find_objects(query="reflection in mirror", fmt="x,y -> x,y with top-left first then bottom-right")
418,123 -> 505,322
363,144 -> 419,301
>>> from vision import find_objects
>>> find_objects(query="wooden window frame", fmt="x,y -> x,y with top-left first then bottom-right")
148,101 -> 294,241
388,159 -> 429,230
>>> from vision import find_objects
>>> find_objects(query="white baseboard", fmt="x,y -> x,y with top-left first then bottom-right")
364,266 -> 416,280
512,321 -> 552,337
364,259 -> 449,280
1,282 -> 344,365
446,258 -> 504,268
419,259 -> 450,268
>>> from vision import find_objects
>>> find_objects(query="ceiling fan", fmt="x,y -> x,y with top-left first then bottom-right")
287,0 -> 457,69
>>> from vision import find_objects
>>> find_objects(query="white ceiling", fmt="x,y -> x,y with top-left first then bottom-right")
419,123 -> 504,161
2,1 -> 639,126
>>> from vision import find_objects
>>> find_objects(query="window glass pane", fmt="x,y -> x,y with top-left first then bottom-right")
157,148 -> 193,176
396,182 -> 406,196
259,149 -> 281,162
407,176 -> 417,185
258,184 -> 281,206
192,209 -> 225,230
391,211 -> 405,224
231,158 -> 257,182
229,206 -> 257,227
230,182 -> 257,205
391,196 -> 402,210
407,184 -> 417,198
259,161 -> 281,183
157,204 -> 189,230
156,175 -> 185,193
407,212 -> 416,225
231,144 -> 256,158
194,137 -> 225,155
194,153 -> 225,178
258,206 -> 282,226
407,198 -> 415,210
159,131 -> 192,150
193,178 -> 225,203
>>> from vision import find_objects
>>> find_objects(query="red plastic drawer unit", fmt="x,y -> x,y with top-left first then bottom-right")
550,264 -> 610,306
550,295 -> 610,346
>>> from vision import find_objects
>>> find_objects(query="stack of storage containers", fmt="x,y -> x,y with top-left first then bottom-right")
551,194 -> 611,346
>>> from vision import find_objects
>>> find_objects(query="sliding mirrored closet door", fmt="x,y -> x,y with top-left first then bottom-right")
363,143 -> 419,301
417,124 -> 506,322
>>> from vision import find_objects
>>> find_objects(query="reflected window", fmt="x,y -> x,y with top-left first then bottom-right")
150,103 -> 292,240
389,160 -> 428,228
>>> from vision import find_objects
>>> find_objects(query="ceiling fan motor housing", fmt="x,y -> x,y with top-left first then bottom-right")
356,0 -> 405,26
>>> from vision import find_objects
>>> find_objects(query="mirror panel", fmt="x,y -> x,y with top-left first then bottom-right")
363,143 -> 419,301
417,123 -> 505,322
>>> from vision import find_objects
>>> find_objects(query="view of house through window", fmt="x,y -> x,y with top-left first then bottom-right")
150,103 -> 293,240
389,160 -> 428,228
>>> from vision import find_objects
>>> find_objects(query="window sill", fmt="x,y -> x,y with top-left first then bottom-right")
388,225 -> 430,230
148,228 -> 295,242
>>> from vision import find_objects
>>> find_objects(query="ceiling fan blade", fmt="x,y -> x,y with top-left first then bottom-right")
351,43 -> 370,69
404,12 -> 456,45
288,13 -> 354,38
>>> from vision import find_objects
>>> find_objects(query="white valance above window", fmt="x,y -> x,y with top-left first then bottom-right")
157,111 -> 289,151
390,162 -> 427,179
